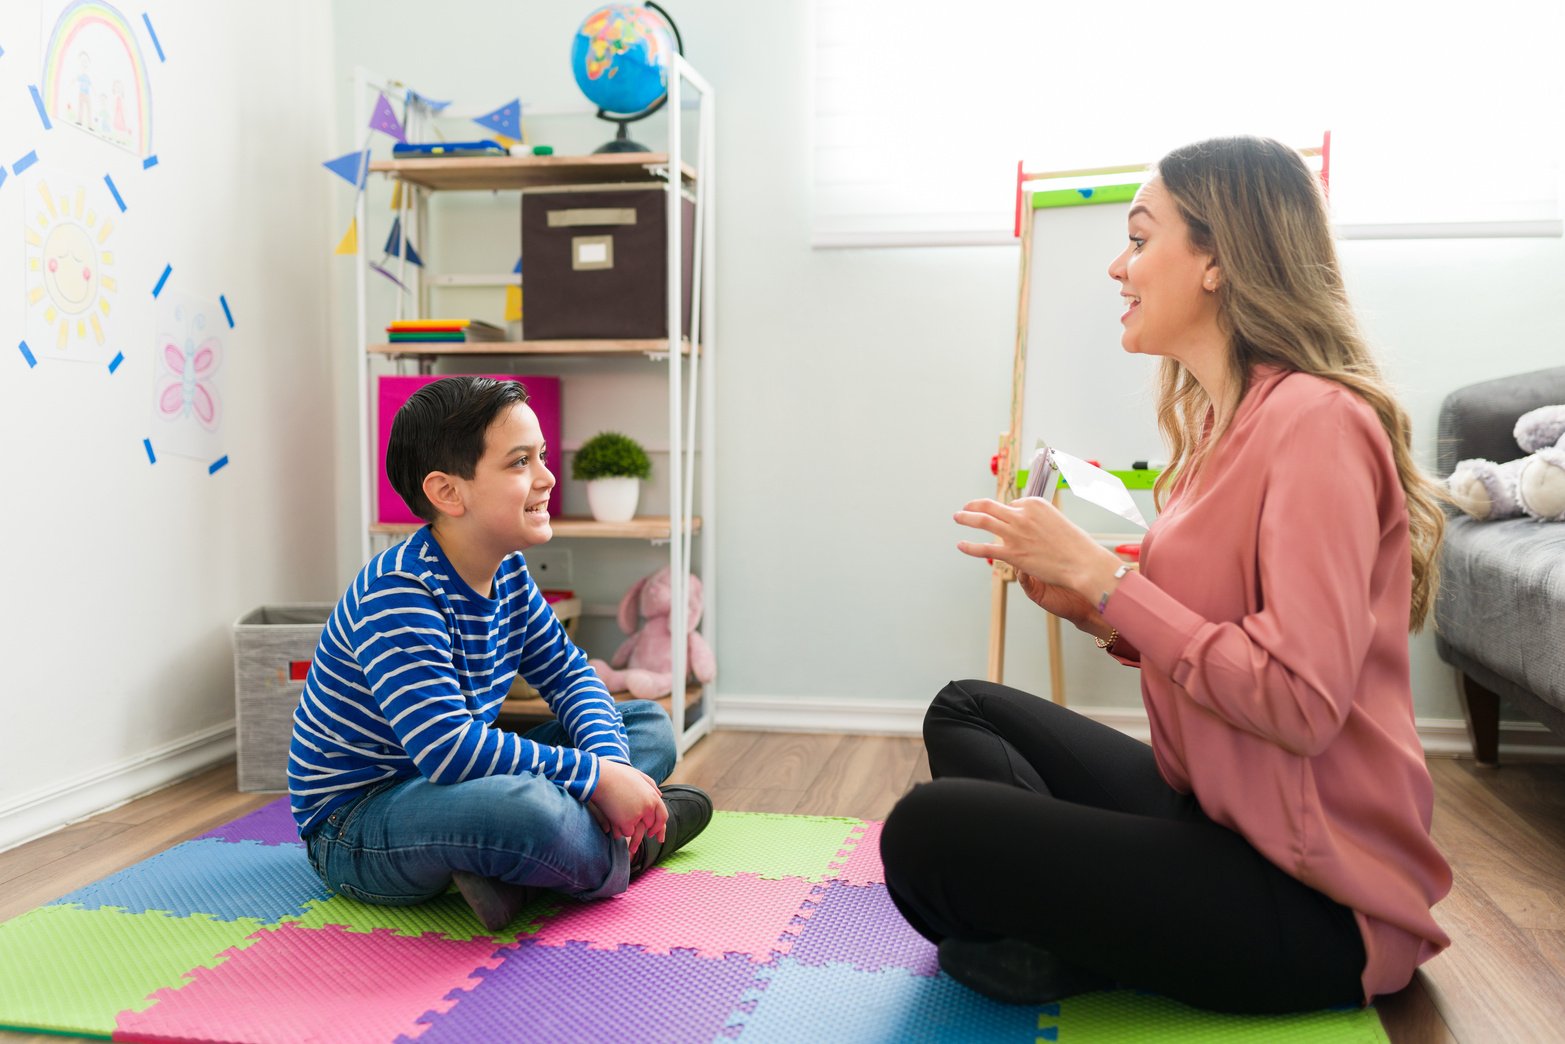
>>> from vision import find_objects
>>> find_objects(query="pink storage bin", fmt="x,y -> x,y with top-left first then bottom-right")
376,374 -> 562,525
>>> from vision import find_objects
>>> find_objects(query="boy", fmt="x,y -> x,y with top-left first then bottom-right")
288,376 -> 710,930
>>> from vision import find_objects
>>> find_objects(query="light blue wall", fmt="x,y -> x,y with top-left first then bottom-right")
323,1 -> 1564,724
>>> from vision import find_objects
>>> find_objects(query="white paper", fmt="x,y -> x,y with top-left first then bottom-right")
1051,449 -> 1148,530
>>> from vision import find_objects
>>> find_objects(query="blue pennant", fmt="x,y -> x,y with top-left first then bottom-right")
383,216 -> 423,266
322,149 -> 370,189
472,98 -> 521,139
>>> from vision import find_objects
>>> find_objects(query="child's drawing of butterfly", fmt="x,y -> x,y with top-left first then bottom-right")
155,336 -> 222,432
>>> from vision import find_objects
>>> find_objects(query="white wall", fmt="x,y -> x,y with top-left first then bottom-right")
0,0 -> 337,849
325,0 -> 1564,732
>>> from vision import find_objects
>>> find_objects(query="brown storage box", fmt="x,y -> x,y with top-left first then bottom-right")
521,184 -> 695,341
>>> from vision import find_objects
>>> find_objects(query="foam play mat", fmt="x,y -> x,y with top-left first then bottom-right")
0,798 -> 1390,1042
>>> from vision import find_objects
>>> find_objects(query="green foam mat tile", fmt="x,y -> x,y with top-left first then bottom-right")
658,811 -> 864,880
288,888 -> 562,941
1048,990 -> 1389,1042
0,904 -> 267,1038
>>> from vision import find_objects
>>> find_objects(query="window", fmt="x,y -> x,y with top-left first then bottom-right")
812,0 -> 1563,246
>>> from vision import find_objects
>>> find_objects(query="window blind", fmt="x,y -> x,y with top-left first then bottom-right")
812,0 -> 1562,247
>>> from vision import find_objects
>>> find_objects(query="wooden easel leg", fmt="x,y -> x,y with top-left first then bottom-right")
987,569 -> 1008,684
1046,613 -> 1065,705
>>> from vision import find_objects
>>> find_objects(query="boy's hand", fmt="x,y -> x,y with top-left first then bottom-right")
588,760 -> 668,856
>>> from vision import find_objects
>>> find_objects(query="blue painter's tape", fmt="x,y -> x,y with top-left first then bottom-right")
18,341 -> 37,368
152,264 -> 171,297
143,154 -> 158,170
108,351 -> 124,373
13,150 -> 38,175
142,13 -> 165,61
28,84 -> 50,130
220,295 -> 234,327
104,173 -> 126,212
1,45 -> 6,59
143,438 -> 156,464
208,455 -> 229,475
0,167 -> 7,191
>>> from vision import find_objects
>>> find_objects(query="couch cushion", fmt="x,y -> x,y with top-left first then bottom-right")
1435,515 -> 1565,712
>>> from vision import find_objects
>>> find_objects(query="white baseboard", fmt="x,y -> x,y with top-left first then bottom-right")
0,722 -> 237,853
713,695 -> 1565,761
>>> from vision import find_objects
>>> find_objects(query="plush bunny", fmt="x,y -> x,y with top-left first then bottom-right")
588,567 -> 716,700
1447,404 -> 1565,522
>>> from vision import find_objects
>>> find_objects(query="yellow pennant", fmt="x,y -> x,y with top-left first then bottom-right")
504,285 -> 523,323
334,218 -> 358,255
390,181 -> 403,210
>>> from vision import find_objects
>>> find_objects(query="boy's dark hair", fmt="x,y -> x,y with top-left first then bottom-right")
386,377 -> 529,522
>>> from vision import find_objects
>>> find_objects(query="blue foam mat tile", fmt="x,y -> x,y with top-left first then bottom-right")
722,958 -> 1042,1042
51,838 -> 328,923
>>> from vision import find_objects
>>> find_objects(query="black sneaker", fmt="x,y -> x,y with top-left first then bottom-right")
629,784 -> 713,876
451,871 -> 540,932
937,936 -> 1113,1005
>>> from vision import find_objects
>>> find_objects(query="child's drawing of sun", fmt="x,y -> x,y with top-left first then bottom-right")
25,177 -> 117,354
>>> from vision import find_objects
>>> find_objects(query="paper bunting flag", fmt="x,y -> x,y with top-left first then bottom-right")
323,149 -> 369,188
504,285 -> 523,323
334,219 -> 357,255
390,181 -> 403,210
512,257 -> 523,274
369,262 -> 410,290
383,216 -> 423,266
369,94 -> 406,142
405,88 -> 451,113
472,98 -> 521,140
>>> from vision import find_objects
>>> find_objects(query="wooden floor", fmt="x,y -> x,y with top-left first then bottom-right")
2,731 -> 1563,1043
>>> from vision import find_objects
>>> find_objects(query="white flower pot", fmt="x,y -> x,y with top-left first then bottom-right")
586,477 -> 640,523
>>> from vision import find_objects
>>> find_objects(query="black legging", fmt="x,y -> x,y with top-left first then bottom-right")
880,679 -> 1366,1014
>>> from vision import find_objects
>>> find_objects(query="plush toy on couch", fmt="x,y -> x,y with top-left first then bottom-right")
1447,404 -> 1565,522
589,566 -> 716,700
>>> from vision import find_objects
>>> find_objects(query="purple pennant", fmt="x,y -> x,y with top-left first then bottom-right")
369,93 -> 405,142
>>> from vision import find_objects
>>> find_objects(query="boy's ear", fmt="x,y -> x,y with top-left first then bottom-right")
422,471 -> 466,518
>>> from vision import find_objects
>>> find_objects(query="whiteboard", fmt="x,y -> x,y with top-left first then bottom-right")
1016,199 -> 1165,533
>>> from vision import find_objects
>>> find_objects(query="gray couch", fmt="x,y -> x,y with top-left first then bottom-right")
1435,366 -> 1565,764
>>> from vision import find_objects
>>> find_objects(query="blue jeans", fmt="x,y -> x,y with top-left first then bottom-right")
305,700 -> 676,904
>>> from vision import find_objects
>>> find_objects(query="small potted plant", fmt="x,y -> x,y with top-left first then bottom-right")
573,431 -> 652,523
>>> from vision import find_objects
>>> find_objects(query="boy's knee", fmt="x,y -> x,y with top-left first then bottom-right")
619,699 -> 677,779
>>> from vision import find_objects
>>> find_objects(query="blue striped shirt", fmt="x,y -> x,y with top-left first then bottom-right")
287,527 -> 629,837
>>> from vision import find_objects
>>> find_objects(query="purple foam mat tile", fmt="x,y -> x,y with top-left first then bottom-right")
196,797 -> 299,846
403,939 -> 762,1044
786,881 -> 938,976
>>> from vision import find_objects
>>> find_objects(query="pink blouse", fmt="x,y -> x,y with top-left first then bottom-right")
1101,366 -> 1452,1001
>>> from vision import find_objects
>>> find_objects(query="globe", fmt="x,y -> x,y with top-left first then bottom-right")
571,3 -> 681,152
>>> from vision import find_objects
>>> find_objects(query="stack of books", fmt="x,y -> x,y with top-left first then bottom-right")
385,319 -> 506,343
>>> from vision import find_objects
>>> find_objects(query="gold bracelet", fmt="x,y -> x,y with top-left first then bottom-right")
1095,627 -> 1119,651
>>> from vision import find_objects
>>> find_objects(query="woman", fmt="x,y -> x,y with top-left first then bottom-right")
880,136 -> 1452,1014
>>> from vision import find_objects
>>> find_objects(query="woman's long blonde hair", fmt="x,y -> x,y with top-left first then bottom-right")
1151,136 -> 1443,630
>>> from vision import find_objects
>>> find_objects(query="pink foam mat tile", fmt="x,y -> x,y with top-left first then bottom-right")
529,868 -> 819,962
113,922 -> 511,1044
827,819 -> 885,885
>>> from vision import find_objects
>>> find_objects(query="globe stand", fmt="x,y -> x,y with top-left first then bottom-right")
594,119 -> 651,154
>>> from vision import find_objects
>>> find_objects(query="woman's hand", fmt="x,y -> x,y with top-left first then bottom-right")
1016,572 -> 1097,628
956,497 -> 1124,605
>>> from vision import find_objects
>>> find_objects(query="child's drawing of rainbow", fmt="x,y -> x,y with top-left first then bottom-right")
41,1 -> 153,156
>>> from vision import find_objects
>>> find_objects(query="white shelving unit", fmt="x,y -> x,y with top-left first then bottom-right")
349,61 -> 717,754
